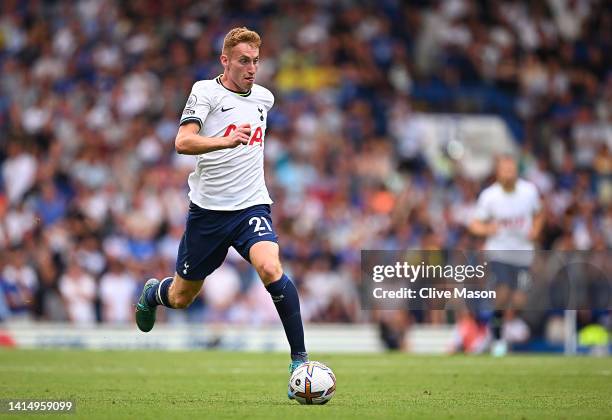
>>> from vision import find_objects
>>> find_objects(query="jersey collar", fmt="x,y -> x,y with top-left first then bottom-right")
216,75 -> 252,97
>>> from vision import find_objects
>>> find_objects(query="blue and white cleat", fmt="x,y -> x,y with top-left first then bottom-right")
288,360 -> 305,400
491,340 -> 508,357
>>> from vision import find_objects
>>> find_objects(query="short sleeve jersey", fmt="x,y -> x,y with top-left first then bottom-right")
179,75 -> 274,210
473,178 -> 542,264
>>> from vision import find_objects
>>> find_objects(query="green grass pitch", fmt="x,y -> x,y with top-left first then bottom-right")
1,350 -> 611,419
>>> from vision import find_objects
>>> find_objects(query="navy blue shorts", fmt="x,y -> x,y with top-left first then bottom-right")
489,261 -> 531,291
176,203 -> 278,281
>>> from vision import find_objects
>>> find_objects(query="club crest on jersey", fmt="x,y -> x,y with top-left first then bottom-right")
223,124 -> 264,146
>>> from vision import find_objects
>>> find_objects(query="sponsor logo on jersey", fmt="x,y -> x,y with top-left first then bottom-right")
222,125 -> 264,146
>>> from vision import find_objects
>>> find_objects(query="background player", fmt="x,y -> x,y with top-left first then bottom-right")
134,27 -> 308,390
469,155 -> 543,356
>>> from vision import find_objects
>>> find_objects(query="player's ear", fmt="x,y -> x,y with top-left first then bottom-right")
220,53 -> 228,67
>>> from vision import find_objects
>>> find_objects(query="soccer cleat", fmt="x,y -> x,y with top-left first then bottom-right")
491,340 -> 508,357
288,359 -> 305,400
135,278 -> 160,332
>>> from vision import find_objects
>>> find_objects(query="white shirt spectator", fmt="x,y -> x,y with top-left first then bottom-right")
2,205 -> 36,246
203,263 -> 241,313
2,260 -> 38,318
2,263 -> 37,291
59,268 -> 96,325
2,150 -> 37,204
99,270 -> 137,324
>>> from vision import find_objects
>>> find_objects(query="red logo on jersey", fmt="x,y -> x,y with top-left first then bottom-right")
498,216 -> 527,228
223,125 -> 264,147
223,125 -> 237,137
248,127 -> 263,146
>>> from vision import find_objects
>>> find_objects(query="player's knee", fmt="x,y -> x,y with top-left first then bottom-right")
256,260 -> 282,283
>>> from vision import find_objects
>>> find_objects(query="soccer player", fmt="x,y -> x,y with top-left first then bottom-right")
135,27 -> 308,395
469,155 -> 543,356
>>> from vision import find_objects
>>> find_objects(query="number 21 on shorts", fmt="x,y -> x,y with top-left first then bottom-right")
249,216 -> 272,236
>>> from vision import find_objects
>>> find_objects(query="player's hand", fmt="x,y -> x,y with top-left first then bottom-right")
487,222 -> 499,236
225,123 -> 251,148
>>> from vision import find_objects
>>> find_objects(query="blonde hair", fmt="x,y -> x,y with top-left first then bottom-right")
222,27 -> 261,55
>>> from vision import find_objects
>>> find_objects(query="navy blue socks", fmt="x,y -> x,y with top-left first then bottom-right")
492,310 -> 503,340
144,274 -> 307,361
145,277 -> 173,308
265,273 -> 307,361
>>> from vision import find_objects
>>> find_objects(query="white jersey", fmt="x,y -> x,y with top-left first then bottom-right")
474,178 -> 541,265
179,76 -> 274,210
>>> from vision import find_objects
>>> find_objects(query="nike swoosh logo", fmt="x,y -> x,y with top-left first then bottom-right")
221,107 -> 235,112
258,232 -> 271,236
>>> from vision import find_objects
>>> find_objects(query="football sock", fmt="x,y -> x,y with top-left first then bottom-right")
291,351 -> 309,363
492,310 -> 503,340
266,273 -> 307,359
144,277 -> 173,308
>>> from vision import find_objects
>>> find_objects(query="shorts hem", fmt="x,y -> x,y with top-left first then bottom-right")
237,236 -> 278,262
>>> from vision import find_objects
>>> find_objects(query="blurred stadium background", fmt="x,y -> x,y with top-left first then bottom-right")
0,0 -> 610,355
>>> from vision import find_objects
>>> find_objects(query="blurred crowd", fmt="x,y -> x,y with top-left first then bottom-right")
0,0 -> 610,329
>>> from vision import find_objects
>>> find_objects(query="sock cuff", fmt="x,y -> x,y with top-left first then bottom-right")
156,277 -> 173,306
265,273 -> 289,295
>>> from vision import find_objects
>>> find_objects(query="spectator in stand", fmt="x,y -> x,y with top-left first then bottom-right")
59,258 -> 96,325
1,248 -> 38,320
99,258 -> 138,324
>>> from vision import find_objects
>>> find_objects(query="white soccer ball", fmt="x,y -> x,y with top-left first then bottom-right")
289,361 -> 336,405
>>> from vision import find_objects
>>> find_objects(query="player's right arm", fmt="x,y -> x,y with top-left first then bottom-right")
468,218 -> 498,237
175,122 -> 251,155
469,188 -> 498,237
175,81 -> 251,155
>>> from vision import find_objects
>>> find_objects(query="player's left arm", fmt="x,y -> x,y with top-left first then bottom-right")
528,186 -> 544,242
528,208 -> 544,242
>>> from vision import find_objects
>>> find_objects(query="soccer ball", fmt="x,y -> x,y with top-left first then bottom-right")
289,361 -> 336,405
